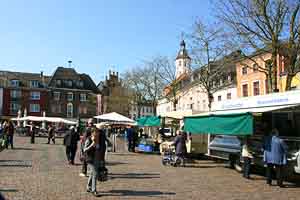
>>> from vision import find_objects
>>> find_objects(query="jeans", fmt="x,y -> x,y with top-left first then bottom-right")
66,146 -> 77,163
82,160 -> 87,174
87,162 -> 98,192
266,163 -> 284,186
6,135 -> 13,149
243,157 -> 251,178
47,137 -> 55,144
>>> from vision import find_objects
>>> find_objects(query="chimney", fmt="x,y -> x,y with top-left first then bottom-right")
113,71 -> 115,75
68,60 -> 72,68
116,72 -> 119,77
41,71 -> 45,87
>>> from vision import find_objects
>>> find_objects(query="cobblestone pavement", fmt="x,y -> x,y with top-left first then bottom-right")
1,136 -> 300,200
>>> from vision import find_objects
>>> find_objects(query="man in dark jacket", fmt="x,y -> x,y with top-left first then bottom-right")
47,124 -> 55,144
6,121 -> 14,149
64,126 -> 80,165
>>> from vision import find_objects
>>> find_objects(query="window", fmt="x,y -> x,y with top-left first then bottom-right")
79,106 -> 87,114
227,93 -> 232,99
53,92 -> 60,101
242,66 -> 247,75
67,103 -> 73,118
218,95 -> 222,101
265,80 -> 269,94
30,104 -> 40,112
10,103 -> 21,113
67,80 -> 73,87
56,79 -> 61,86
67,92 -> 73,101
253,64 -> 259,72
10,90 -> 21,98
179,60 -> 182,66
10,80 -> 20,87
242,84 -> 248,97
228,74 -> 232,82
220,79 -> 223,86
30,80 -> 39,88
253,81 -> 260,96
51,104 -> 61,113
30,91 -> 40,100
80,93 -> 87,102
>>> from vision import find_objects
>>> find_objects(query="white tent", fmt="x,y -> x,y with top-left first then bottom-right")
11,116 -> 77,125
94,112 -> 135,123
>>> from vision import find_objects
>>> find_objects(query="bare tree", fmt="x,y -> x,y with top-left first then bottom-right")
153,56 -> 182,111
284,2 -> 300,90
141,59 -> 165,115
216,0 -> 288,93
123,67 -> 148,118
187,19 -> 240,110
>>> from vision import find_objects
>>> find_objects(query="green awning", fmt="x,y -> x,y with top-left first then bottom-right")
184,113 -> 253,135
137,116 -> 161,127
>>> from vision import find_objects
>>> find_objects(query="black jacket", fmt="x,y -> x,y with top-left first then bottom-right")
64,129 -> 80,147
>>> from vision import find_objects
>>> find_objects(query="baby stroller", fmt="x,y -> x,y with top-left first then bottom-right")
161,144 -> 182,167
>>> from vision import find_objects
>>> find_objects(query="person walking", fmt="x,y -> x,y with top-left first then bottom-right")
173,130 -> 187,167
64,126 -> 80,165
84,129 -> 99,197
264,128 -> 288,187
6,121 -> 14,149
95,124 -> 111,181
79,119 -> 93,177
242,137 -> 253,179
29,122 -> 36,144
126,126 -> 133,152
47,124 -> 55,144
2,121 -> 9,149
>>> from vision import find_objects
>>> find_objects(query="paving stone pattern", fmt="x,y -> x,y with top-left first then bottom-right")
1,136 -> 300,200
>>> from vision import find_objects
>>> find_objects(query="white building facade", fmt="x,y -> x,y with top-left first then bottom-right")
156,40 -> 239,116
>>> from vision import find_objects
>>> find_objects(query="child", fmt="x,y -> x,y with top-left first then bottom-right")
242,138 -> 253,179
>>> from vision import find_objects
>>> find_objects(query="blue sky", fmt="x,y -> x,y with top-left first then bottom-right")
0,0 -> 214,83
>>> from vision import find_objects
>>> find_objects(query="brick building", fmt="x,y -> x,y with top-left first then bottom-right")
0,71 -> 50,118
97,71 -> 131,117
47,67 -> 99,120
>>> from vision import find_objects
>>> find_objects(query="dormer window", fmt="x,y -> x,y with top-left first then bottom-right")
67,80 -> 73,87
56,79 -> 61,86
30,80 -> 39,88
10,80 -> 20,87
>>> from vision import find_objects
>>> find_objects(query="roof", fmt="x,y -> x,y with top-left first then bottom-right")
0,70 -> 51,88
48,67 -> 99,92
176,40 -> 191,60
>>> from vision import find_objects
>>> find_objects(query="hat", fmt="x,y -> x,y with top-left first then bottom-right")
70,126 -> 75,130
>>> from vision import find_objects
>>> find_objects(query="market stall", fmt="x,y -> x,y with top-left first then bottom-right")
183,90 -> 300,175
136,116 -> 161,153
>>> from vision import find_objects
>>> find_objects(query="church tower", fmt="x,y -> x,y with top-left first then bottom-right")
175,40 -> 191,78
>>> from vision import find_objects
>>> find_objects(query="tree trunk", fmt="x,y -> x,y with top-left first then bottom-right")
272,49 -> 278,92
173,99 -> 177,111
285,73 -> 293,91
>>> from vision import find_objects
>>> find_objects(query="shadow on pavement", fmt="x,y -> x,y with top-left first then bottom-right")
13,147 -> 39,151
0,160 -> 32,167
102,189 -> 175,197
0,188 -> 18,192
106,161 -> 128,166
109,172 -> 160,179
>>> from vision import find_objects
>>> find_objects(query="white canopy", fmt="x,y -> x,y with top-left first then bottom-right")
11,116 -> 77,125
160,109 -> 193,119
94,112 -> 135,123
